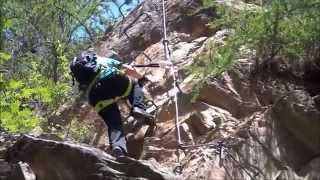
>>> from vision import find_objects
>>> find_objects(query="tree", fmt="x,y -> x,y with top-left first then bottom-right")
0,0 -> 138,133
193,0 -> 320,82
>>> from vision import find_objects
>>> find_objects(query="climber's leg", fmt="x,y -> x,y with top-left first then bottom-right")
98,103 -> 127,157
128,80 -> 145,109
128,80 -> 153,120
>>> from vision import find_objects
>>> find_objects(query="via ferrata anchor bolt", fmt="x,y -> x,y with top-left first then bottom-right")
173,165 -> 183,175
162,39 -> 170,46
218,141 -> 224,167
178,143 -> 186,150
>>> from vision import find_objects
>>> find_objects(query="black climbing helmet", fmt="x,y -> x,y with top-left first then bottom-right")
70,52 -> 99,90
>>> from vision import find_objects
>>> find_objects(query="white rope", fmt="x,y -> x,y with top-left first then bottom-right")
161,0 -> 183,172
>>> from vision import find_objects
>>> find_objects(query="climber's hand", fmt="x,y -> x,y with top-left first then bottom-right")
121,64 -> 143,79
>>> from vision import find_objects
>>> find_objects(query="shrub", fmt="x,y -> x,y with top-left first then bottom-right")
193,0 -> 320,85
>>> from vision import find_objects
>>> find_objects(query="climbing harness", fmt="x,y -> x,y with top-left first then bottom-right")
85,68 -> 103,100
95,78 -> 132,112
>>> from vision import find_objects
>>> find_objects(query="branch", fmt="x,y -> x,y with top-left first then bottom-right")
53,4 -> 96,43
111,0 -> 126,20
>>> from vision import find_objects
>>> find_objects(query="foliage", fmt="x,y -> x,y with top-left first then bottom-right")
64,119 -> 96,143
192,0 -> 320,98
0,0 -> 139,136
191,40 -> 236,100
0,0 -> 4,49
0,0 -> 10,64
0,80 -> 41,132
0,0 -> 97,132
233,0 -> 320,64
192,1 -> 243,86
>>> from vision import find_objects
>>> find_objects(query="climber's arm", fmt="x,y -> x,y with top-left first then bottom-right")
97,56 -> 143,79
121,64 -> 143,79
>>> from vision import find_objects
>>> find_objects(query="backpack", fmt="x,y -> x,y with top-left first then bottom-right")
70,52 -> 100,90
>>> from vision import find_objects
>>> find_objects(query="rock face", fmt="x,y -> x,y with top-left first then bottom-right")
272,91 -> 320,170
96,0 -> 320,179
96,0 -> 214,61
6,135 -> 175,180
0,159 -> 11,180
4,0 -> 320,179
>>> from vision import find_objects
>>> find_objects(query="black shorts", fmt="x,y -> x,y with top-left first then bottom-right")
88,73 -> 130,106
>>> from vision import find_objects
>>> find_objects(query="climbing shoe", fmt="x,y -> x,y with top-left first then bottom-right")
131,107 -> 154,120
111,146 -> 125,158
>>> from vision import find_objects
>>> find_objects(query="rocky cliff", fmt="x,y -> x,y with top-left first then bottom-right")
2,0 -> 320,179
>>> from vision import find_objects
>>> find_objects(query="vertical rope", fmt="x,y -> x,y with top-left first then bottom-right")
161,0 -> 182,170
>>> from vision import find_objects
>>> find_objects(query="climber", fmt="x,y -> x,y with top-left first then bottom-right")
70,51 -> 153,158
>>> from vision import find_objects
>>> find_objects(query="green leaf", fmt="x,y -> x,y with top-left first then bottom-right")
0,111 -> 12,122
8,80 -> 23,89
3,19 -> 12,28
37,86 -> 52,103
0,52 -> 11,63
21,88 -> 34,98
10,101 -> 21,113
0,107 -> 40,133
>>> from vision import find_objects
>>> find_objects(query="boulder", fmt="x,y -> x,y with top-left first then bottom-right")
0,159 -> 11,180
8,162 -> 36,180
6,135 -> 176,180
272,90 -> 320,171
